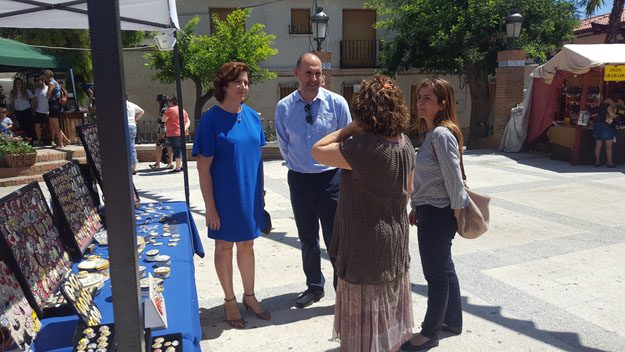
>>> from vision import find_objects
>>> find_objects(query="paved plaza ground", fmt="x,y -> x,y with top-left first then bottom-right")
2,150 -> 624,351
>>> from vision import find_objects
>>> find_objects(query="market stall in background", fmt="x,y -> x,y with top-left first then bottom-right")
500,44 -> 625,164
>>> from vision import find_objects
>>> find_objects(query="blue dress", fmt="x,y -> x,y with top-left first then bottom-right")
192,104 -> 267,242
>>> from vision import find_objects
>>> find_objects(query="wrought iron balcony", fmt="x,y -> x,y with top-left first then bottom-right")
340,40 -> 379,68
289,24 -> 312,34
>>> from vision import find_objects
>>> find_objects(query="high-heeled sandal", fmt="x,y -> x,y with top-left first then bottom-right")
242,293 -> 271,320
224,297 -> 246,329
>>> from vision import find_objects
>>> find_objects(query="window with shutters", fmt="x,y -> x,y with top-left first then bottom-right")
290,9 -> 311,34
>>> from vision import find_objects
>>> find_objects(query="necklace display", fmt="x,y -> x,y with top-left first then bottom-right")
0,261 -> 41,350
44,162 -> 103,259
0,183 -> 71,316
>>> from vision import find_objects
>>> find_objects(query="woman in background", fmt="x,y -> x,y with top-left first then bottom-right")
10,77 -> 34,142
42,70 -> 70,148
149,94 -> 174,170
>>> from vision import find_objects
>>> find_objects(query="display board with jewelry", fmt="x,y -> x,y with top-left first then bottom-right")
0,183 -> 72,317
59,270 -> 102,327
77,123 -> 142,208
72,323 -> 114,352
0,260 -> 42,351
44,162 -> 104,261
76,123 -> 102,186
150,332 -> 182,352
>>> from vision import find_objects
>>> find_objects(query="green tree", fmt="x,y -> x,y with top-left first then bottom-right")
581,0 -> 625,43
144,9 -> 278,120
366,0 -> 578,143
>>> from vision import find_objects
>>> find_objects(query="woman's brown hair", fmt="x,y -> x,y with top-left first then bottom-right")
213,62 -> 249,103
11,77 -> 28,100
412,78 -> 464,150
351,75 -> 409,137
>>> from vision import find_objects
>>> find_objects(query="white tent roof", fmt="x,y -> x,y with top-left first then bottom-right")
0,0 -> 179,30
531,44 -> 625,84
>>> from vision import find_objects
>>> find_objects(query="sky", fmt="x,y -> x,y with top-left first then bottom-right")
579,0 -> 615,17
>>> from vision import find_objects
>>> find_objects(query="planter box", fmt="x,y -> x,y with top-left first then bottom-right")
1,153 -> 37,168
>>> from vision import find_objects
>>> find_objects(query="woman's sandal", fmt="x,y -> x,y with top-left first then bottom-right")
149,163 -> 161,170
242,293 -> 271,320
165,164 -> 174,169
224,297 -> 246,329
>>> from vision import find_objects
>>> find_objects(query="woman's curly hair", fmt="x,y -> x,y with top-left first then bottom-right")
351,75 -> 409,137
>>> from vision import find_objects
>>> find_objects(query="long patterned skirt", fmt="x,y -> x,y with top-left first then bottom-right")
333,272 -> 414,352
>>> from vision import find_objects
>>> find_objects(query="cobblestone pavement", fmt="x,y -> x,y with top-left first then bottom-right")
3,150 -> 624,351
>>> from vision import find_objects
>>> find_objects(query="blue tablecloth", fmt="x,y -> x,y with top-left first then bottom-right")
32,201 -> 203,352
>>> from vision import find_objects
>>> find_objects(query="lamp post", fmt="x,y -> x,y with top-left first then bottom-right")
311,6 -> 329,51
505,12 -> 523,48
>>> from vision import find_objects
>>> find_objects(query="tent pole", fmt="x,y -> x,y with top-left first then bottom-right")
86,0 -> 145,351
69,67 -> 79,111
174,35 -> 190,206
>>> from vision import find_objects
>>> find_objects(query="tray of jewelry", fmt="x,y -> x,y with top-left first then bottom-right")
0,260 -> 41,351
72,323 -> 115,352
60,270 -> 102,327
77,123 -> 103,186
44,162 -> 104,261
150,332 -> 182,352
0,182 -> 72,317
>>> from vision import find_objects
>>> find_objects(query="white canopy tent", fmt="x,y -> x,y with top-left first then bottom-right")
500,44 -> 625,152
0,1 -> 185,350
0,0 -> 179,30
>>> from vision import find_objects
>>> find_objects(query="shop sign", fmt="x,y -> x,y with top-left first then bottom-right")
604,65 -> 625,81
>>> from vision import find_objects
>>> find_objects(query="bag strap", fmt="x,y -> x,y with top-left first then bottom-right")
432,128 -> 467,181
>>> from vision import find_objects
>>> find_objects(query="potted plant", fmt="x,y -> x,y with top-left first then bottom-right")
0,135 -> 37,167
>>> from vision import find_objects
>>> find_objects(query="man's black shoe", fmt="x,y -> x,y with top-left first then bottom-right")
295,289 -> 324,308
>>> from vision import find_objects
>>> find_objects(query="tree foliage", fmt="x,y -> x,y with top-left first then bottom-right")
366,0 -> 578,143
144,9 -> 278,120
581,0 -> 625,43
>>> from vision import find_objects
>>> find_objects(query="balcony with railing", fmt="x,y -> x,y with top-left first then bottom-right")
289,24 -> 312,34
340,40 -> 379,68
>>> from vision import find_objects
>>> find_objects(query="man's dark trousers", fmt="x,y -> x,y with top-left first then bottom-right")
287,168 -> 339,291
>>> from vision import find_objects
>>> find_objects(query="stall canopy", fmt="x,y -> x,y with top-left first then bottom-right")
0,37 -> 67,71
500,44 -> 625,152
0,0 -> 179,30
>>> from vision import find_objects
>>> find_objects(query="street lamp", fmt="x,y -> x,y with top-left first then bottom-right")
505,12 -> 523,41
154,28 -> 176,51
311,6 -> 329,51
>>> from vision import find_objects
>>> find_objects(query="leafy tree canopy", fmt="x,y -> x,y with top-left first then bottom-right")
144,9 -> 278,120
365,0 -> 578,142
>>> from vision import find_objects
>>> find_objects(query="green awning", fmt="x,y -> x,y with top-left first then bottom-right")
0,37 -> 67,71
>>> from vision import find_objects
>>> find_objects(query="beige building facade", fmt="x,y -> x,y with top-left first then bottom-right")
124,0 -> 472,138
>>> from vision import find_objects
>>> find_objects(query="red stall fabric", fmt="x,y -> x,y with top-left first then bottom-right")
526,71 -> 573,144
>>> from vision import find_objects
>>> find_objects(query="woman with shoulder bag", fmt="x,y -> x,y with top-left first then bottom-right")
403,78 -> 468,351
42,70 -> 70,148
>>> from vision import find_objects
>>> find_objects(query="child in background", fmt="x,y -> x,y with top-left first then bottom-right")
0,107 -> 13,135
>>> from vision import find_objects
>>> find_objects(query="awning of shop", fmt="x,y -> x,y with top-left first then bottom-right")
0,37 -> 68,71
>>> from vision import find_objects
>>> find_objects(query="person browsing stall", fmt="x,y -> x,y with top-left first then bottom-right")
193,62 -> 270,330
275,53 -> 351,308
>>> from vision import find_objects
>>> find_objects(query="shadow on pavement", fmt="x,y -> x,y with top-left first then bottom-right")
199,292 -> 334,341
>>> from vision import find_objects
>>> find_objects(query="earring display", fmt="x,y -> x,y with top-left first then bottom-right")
0,183 -> 71,317
150,332 -> 182,352
0,260 -> 41,351
72,323 -> 115,352
44,162 -> 104,260
60,270 -> 102,327
77,123 -> 103,187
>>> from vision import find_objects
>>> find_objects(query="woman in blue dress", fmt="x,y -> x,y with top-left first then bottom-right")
192,62 -> 270,329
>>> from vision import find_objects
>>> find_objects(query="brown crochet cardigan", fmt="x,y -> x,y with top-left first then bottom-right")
329,132 -> 415,284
